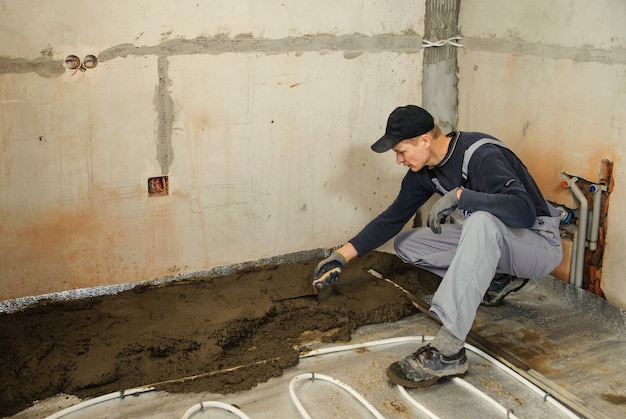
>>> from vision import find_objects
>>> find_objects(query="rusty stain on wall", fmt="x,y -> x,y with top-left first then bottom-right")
1,197 -> 184,301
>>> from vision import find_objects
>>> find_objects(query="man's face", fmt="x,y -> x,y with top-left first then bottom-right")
392,136 -> 430,172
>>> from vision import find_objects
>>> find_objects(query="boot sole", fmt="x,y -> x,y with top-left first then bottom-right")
481,278 -> 529,306
386,364 -> 468,388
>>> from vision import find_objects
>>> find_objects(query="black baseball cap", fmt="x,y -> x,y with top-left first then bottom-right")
371,105 -> 435,153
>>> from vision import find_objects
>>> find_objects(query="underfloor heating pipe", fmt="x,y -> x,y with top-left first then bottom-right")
180,401 -> 250,419
46,286 -> 580,418
44,387 -> 156,419
289,373 -> 386,419
561,173 -> 588,288
44,336 -> 577,419
303,336 -> 577,419
366,270 -> 579,419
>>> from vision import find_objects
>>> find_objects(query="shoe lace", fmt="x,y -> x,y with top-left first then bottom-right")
410,344 -> 434,361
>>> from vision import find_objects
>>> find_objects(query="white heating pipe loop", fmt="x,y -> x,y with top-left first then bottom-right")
303,334 -> 577,418
366,270 -> 579,418
398,385 -> 442,419
301,335 -> 434,358
46,273 -> 579,419
466,344 -> 578,419
561,173 -> 588,288
44,387 -> 156,419
289,372 -> 386,419
303,335 -> 522,418
451,377 -> 519,418
181,401 -> 250,419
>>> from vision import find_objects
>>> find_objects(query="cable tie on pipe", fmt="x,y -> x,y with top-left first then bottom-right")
310,372 -> 315,382
543,392 -> 550,402
120,390 -> 125,400
422,36 -> 463,48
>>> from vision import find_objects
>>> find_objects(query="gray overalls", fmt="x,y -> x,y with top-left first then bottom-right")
393,139 -> 563,340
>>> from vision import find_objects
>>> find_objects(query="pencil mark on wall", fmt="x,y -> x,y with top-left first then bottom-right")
187,181 -> 252,214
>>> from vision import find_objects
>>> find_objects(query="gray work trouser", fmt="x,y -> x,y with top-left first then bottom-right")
394,211 -> 563,341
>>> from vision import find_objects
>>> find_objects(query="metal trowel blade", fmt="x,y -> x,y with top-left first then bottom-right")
271,284 -> 333,302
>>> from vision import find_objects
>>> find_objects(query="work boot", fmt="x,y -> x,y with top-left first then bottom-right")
481,274 -> 529,306
386,344 -> 468,388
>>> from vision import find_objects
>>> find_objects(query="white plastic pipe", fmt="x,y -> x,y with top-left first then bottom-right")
397,385 -> 442,419
451,376 -> 519,418
181,401 -> 251,419
366,270 -> 579,418
302,335 -> 575,419
466,344 -> 578,419
561,174 -> 588,288
289,372 -> 386,419
569,228 -> 578,285
45,387 -> 156,419
587,184 -> 606,252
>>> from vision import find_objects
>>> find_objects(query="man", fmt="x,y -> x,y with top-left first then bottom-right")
312,105 -> 563,388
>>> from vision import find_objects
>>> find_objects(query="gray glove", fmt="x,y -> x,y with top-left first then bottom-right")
313,251 -> 347,290
427,188 -> 460,234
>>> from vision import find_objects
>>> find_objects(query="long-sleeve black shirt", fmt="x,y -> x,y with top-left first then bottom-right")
349,131 -> 554,256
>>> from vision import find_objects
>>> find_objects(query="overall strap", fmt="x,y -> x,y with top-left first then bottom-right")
429,170 -> 449,195
461,138 -> 510,183
430,137 -> 510,193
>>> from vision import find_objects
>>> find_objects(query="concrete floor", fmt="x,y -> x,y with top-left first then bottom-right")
13,275 -> 626,419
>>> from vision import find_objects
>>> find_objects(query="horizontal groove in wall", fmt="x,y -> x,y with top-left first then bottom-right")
1,34 -> 622,76
463,36 -> 626,65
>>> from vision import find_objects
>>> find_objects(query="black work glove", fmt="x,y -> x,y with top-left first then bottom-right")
312,251 -> 347,290
427,188 -> 460,234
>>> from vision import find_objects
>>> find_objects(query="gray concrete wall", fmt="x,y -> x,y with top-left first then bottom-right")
457,0 -> 626,307
0,1 -> 426,300
1,0 -> 626,309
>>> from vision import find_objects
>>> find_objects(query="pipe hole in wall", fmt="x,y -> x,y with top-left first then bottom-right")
148,176 -> 169,197
64,54 -> 98,73
83,55 -> 98,69
64,55 -> 80,70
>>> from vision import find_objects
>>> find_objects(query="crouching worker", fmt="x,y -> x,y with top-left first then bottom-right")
312,105 -> 562,387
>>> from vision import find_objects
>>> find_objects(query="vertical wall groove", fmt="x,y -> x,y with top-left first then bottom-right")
422,0 -> 461,132
156,55 -> 174,175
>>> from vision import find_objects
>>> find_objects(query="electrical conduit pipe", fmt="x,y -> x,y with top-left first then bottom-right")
560,173 -> 588,288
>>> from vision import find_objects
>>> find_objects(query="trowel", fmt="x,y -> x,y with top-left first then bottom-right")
269,268 -> 340,302
270,284 -> 334,302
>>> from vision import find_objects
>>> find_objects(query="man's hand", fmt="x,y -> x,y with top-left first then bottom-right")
427,188 -> 460,234
313,251 -> 347,290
